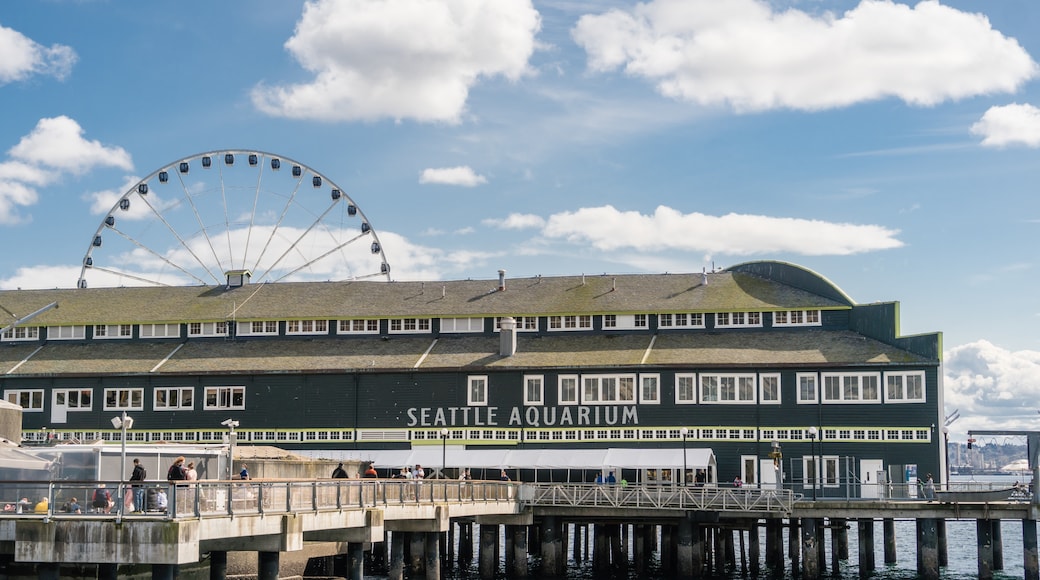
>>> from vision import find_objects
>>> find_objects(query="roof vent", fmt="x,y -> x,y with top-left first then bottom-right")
226,270 -> 251,288
498,269 -> 506,292
702,267 -> 708,286
499,316 -> 517,357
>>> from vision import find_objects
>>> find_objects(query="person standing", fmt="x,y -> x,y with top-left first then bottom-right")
415,464 -> 425,479
363,463 -> 378,478
167,457 -> 186,481
239,464 -> 250,480
129,458 -> 147,513
332,462 -> 349,478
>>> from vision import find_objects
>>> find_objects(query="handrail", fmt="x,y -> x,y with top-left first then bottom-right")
519,483 -> 798,514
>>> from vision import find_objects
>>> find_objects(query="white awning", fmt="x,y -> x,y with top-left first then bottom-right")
335,447 -> 715,472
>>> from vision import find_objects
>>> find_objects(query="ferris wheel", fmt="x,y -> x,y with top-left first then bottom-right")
78,150 -> 391,289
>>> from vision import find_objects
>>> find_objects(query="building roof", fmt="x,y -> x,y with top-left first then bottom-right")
0,269 -> 849,326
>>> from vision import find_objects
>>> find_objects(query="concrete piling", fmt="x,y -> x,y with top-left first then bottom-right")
883,518 -> 897,564
978,518 -> 994,580
1024,519 -> 1039,580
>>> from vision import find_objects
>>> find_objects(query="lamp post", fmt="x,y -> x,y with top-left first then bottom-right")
770,439 -> 783,491
110,411 -> 134,484
222,419 -> 239,480
680,427 -> 689,486
441,428 -> 449,479
942,426 -> 950,491
807,426 -> 818,500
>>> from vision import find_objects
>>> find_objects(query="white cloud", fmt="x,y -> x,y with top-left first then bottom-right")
539,205 -> 902,255
0,180 -> 38,225
971,103 -> 1040,148
0,23 -> 77,84
572,0 -> 1038,112
483,213 -> 546,230
252,0 -> 541,123
8,116 -> 132,174
944,340 -> 1040,440
419,166 -> 489,187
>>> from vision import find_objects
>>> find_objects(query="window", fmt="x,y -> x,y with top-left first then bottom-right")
140,324 -> 180,338
187,322 -> 228,337
441,318 -> 484,333
47,326 -> 85,340
337,319 -> 379,334
467,376 -> 488,406
700,374 -> 756,404
94,324 -> 133,339
658,313 -> 705,329
676,374 -> 696,404
389,318 -> 431,334
773,310 -> 822,327
548,315 -> 592,331
55,388 -> 92,410
603,315 -> 616,328
558,375 -> 578,405
885,371 -> 926,402
204,386 -> 245,410
640,374 -> 660,404
580,374 -> 636,404
5,389 -> 44,411
797,373 -> 818,403
237,320 -> 279,336
714,312 -> 762,328
524,375 -> 543,405
822,373 -> 881,403
803,456 -> 819,490
104,388 -> 142,410
286,320 -> 329,335
495,317 -> 538,332
2,326 -> 39,341
600,314 -> 647,330
760,374 -> 781,404
154,387 -> 194,410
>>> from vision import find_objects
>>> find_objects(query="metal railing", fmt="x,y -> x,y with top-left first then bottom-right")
519,483 -> 799,514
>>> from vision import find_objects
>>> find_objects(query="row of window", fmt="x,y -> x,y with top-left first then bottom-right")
468,370 -> 926,407
5,386 -> 245,412
1,309 -> 824,342
22,425 -> 931,445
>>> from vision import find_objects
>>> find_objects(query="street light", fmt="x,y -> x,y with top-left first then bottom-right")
807,426 -> 818,500
942,426 -> 950,491
770,439 -> 783,491
680,427 -> 689,486
441,428 -> 449,479
110,411 -> 134,484
222,419 -> 239,480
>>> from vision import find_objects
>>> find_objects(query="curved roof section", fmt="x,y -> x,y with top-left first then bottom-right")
725,261 -> 854,306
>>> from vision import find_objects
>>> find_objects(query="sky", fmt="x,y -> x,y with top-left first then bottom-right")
1,0 -> 1039,442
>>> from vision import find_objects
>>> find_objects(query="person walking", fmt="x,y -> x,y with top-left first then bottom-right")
129,458 -> 147,513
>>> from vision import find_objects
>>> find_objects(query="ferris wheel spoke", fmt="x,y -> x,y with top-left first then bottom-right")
249,169 -> 306,275
269,231 -> 370,283
87,264 -> 179,287
138,185 -> 223,285
174,165 -> 226,279
241,154 -> 266,271
218,161 -> 234,274
253,199 -> 343,281
102,225 -> 212,286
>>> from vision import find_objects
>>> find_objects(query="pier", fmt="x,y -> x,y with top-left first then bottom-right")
0,479 -> 1037,579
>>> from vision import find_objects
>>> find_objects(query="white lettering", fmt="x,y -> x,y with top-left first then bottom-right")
526,406 -> 541,427
509,407 -> 522,426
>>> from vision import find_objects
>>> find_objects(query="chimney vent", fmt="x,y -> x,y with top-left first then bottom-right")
499,316 -> 517,356
498,269 -> 506,292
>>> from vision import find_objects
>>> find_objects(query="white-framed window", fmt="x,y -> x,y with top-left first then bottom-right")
822,373 -> 880,403
337,319 -> 379,334
714,312 -> 762,328
47,326 -> 86,340
188,322 -> 228,337
55,388 -> 92,410
389,318 -> 431,334
824,456 -> 839,487
94,324 -> 133,339
558,375 -> 578,405
4,389 -> 43,411
140,324 -> 180,338
204,386 -> 245,410
495,316 -> 538,332
548,315 -> 592,331
154,387 -> 194,410
286,319 -> 329,335
884,371 -> 926,403
467,376 -> 488,407
803,456 -> 819,490
658,313 -> 705,329
104,387 -> 143,411
2,326 -> 39,341
581,374 -> 636,404
772,310 -> 822,327
676,374 -> 697,404
760,373 -> 781,404
700,374 -> 756,404
802,454 -> 839,489
797,373 -> 818,404
524,375 -> 544,405
601,314 -> 648,330
640,374 -> 660,404
441,317 -> 484,333
237,320 -> 279,336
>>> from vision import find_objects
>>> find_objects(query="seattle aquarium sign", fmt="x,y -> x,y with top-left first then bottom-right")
405,405 -> 639,428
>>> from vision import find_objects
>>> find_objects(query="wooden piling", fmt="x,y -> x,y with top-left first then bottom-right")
789,518 -> 801,575
634,524 -> 647,575
677,516 -> 695,578
748,520 -> 760,575
916,518 -> 939,580
937,518 -> 947,567
1024,519 -> 1038,580
857,518 -> 875,577
593,524 -> 611,575
883,518 -> 897,564
801,518 -> 820,580
993,519 -> 1004,570
978,518 -> 994,580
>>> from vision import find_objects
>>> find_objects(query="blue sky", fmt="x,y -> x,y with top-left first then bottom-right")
2,0 -> 1040,440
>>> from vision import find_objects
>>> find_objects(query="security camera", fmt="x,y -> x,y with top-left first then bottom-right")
221,419 -> 239,428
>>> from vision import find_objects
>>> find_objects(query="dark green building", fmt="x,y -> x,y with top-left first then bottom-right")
0,260 -> 941,496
